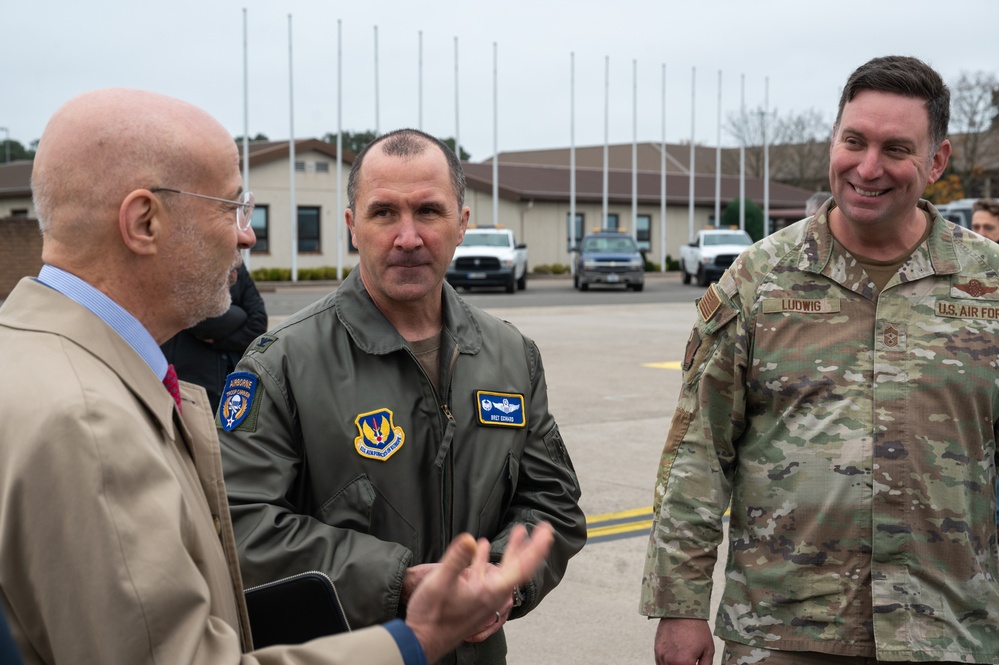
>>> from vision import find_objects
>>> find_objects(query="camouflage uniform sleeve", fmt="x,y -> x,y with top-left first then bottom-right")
639,280 -> 746,619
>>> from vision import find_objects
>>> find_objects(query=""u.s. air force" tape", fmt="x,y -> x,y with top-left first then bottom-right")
475,390 -> 526,428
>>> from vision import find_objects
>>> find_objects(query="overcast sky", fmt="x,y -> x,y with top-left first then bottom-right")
4,0 -> 996,162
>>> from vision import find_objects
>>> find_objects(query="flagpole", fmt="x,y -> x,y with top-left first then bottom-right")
631,58 -> 638,240
660,63 -> 666,272
242,7 -> 251,269
374,26 -> 380,136
288,13 -> 297,282
570,52 -> 577,275
336,18 -> 343,282
418,31 -> 423,130
739,73 -> 746,231
603,55 -> 609,230
492,41 -> 499,227
764,75 -> 770,236
715,70 -> 721,228
688,66 -> 695,243
454,37 -> 460,161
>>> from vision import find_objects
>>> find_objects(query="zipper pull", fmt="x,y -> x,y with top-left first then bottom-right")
441,403 -> 454,422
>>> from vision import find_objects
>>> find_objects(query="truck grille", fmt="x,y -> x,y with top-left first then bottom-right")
454,256 -> 501,271
714,254 -> 739,268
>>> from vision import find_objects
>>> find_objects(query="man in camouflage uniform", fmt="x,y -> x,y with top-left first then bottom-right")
640,56 -> 999,664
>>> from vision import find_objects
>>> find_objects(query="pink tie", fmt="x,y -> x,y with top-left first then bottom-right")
163,364 -> 182,413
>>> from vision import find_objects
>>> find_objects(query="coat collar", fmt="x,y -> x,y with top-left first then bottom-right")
333,270 -> 483,355
0,278 -> 178,437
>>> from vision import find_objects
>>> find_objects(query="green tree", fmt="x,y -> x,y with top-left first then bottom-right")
322,130 -> 378,154
722,198 -> 765,242
1,139 -> 36,162
233,133 -> 270,143
440,137 -> 471,161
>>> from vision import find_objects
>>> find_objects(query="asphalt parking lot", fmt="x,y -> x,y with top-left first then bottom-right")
260,274 -> 728,665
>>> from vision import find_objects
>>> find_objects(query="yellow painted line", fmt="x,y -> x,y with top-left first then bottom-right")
587,506 -> 654,523
588,520 -> 653,538
642,361 -> 682,370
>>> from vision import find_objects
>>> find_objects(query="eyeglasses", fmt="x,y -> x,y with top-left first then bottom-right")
151,188 -> 255,231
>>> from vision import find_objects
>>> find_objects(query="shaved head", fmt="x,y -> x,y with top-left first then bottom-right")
33,88 -> 235,253
30,88 -> 248,342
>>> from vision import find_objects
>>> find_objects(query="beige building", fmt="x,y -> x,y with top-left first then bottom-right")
0,139 -> 815,283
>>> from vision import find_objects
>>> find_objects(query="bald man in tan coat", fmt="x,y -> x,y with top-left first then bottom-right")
0,88 -> 552,665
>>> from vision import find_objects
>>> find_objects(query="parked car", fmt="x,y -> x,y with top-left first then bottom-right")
446,226 -> 528,293
679,229 -> 753,286
573,232 -> 645,291
934,198 -> 978,229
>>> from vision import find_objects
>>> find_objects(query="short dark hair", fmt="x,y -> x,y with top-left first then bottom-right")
835,55 -> 950,148
347,128 -> 466,213
973,198 -> 999,218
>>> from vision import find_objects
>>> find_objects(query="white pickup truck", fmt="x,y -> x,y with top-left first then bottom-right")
446,227 -> 528,293
679,229 -> 753,286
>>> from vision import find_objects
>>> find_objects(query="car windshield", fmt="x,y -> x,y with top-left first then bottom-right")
582,236 -> 637,253
703,233 -> 752,246
461,232 -> 511,247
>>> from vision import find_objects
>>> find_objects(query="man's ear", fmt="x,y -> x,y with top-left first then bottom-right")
927,139 -> 951,185
457,206 -> 470,245
345,207 -> 357,248
119,189 -> 161,256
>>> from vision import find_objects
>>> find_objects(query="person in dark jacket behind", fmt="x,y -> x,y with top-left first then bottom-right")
218,128 -> 586,665
162,263 -> 267,412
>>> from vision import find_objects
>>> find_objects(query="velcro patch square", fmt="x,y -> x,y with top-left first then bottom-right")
475,391 -> 526,428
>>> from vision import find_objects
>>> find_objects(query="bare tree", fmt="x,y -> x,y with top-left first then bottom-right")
727,107 -> 830,189
949,71 -> 999,198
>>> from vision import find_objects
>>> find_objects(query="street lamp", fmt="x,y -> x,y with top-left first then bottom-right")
0,127 -> 9,163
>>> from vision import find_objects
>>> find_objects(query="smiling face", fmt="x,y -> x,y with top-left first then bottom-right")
828,90 -> 950,233
345,141 -> 469,315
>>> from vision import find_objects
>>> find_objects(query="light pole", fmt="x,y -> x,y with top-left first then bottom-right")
0,127 -> 9,163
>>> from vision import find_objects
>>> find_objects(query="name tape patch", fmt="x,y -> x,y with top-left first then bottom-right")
762,298 -> 841,314
475,391 -> 526,428
220,372 -> 257,431
935,300 -> 999,321
354,408 -> 405,461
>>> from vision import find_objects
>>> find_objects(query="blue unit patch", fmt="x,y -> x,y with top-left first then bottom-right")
220,372 -> 257,431
354,408 -> 406,461
475,391 -> 526,428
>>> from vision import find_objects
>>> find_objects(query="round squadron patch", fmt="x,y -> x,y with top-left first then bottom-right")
354,409 -> 405,461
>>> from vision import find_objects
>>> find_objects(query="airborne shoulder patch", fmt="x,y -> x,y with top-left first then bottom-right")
219,372 -> 258,431
475,391 -> 526,428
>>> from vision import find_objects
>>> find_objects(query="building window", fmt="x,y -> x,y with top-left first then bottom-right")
566,212 -> 584,249
294,161 -> 306,172
636,214 -> 651,252
605,213 -> 619,231
250,205 -> 269,253
298,206 -> 321,253
315,161 -> 330,173
10,209 -> 29,217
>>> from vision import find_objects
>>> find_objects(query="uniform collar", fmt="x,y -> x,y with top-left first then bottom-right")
333,270 -> 483,356
797,199 -> 960,298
